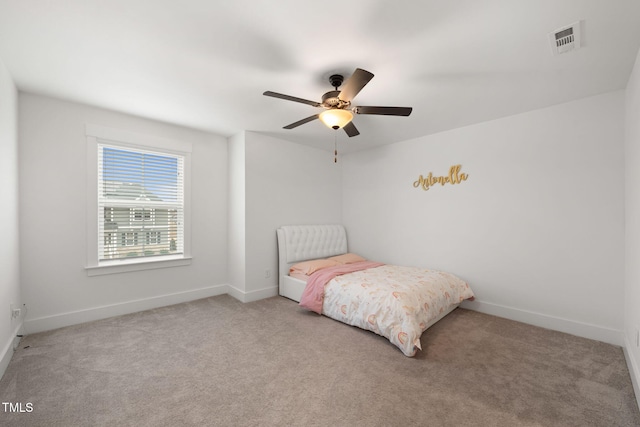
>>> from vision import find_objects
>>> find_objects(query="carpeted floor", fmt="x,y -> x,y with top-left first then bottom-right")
0,295 -> 638,426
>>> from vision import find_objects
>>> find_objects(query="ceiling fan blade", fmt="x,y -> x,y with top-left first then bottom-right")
338,68 -> 374,102
263,91 -> 321,107
343,122 -> 360,137
355,106 -> 413,116
283,114 -> 320,129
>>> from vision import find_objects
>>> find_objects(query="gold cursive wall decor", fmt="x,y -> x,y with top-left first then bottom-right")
413,165 -> 469,191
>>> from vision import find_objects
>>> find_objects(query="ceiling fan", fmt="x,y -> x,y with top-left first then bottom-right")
263,68 -> 412,137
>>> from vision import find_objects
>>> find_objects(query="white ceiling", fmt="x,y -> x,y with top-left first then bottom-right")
1,0 -> 640,153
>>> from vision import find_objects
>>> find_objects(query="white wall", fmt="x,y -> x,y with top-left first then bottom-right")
624,47 -> 640,407
228,132 -> 246,296
0,59 -> 20,377
19,93 -> 229,333
228,132 -> 342,301
342,91 -> 625,345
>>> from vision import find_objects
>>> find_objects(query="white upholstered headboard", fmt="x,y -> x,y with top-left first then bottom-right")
277,224 -> 348,287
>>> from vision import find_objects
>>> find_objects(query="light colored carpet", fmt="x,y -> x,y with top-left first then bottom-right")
0,295 -> 638,426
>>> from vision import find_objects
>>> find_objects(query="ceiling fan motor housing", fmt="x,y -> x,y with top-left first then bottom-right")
322,90 -> 350,109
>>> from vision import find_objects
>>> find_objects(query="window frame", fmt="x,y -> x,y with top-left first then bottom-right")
85,124 -> 192,276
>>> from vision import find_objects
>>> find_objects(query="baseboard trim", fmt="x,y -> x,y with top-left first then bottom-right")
623,336 -> 640,412
24,284 -> 229,334
227,285 -> 278,303
461,299 -> 624,346
1,322 -> 23,381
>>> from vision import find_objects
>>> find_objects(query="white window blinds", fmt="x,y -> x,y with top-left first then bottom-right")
97,142 -> 184,262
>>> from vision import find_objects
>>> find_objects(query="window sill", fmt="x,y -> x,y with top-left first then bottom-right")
86,256 -> 192,276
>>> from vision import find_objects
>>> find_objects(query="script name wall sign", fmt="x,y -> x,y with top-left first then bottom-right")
413,165 -> 469,191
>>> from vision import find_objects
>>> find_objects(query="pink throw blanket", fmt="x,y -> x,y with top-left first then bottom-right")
299,261 -> 385,314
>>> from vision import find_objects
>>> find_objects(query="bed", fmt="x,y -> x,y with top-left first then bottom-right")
277,224 -> 474,357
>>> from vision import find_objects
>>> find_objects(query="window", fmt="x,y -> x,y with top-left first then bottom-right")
131,208 -> 155,223
121,232 -> 139,247
146,231 -> 161,245
86,125 -> 191,276
98,144 -> 184,262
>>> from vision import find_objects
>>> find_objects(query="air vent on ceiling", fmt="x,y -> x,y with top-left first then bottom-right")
549,21 -> 582,55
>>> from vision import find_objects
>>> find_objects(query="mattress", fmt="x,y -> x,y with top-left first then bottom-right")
298,262 -> 474,356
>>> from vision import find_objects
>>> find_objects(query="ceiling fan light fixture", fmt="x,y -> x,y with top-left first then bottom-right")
319,109 -> 353,129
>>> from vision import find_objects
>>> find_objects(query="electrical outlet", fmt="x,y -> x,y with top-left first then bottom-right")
265,269 -> 271,279
10,303 -> 21,319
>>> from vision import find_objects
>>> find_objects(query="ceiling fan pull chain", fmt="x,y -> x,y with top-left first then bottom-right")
334,131 -> 338,163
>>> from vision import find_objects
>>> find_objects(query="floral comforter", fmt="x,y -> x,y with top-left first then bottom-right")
304,263 -> 474,357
